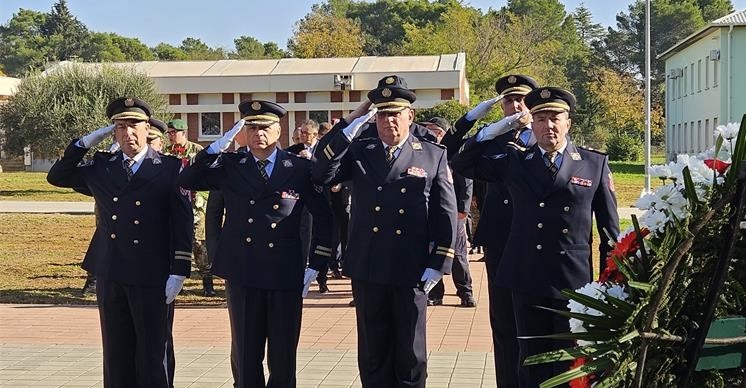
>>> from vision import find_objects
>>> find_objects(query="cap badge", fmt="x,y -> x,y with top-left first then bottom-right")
124,98 -> 135,107
540,89 -> 551,99
251,101 -> 261,110
385,77 -> 395,84
381,88 -> 392,97
507,75 -> 517,84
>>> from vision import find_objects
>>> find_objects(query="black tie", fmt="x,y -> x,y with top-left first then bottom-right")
385,146 -> 398,166
256,159 -> 269,181
123,159 -> 134,181
544,152 -> 558,179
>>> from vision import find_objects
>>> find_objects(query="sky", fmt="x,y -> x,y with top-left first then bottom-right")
2,0 -> 746,51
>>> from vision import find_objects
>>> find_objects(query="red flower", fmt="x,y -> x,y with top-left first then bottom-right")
569,357 -> 592,388
704,159 -> 731,175
599,229 -> 650,284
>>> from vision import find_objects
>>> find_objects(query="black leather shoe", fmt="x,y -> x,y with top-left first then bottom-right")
331,268 -> 343,279
427,298 -> 443,306
318,282 -> 329,293
460,296 -> 477,307
348,299 -> 356,307
203,276 -> 217,297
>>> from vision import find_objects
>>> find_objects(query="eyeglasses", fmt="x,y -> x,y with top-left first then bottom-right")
166,131 -> 177,135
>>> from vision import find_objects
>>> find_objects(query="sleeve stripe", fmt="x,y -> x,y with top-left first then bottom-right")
175,250 -> 192,256
314,250 -> 332,257
175,256 -> 192,262
315,246 -> 333,252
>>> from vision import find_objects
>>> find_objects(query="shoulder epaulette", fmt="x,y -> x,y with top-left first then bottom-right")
578,146 -> 607,155
419,138 -> 447,149
352,136 -> 376,143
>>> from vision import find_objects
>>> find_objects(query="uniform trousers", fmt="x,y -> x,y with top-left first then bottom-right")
484,248 -> 519,388
352,279 -> 428,388
512,292 -> 573,388
429,219 -> 472,300
226,282 -> 302,388
96,278 -> 173,388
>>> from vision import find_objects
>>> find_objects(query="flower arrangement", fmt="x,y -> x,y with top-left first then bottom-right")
524,118 -> 746,388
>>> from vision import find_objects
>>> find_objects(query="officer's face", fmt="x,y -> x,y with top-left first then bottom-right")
245,123 -> 280,151
234,127 -> 249,148
425,123 -> 446,143
501,94 -> 528,116
532,111 -> 571,151
114,119 -> 149,157
299,126 -> 318,146
166,130 -> 187,146
376,108 -> 413,146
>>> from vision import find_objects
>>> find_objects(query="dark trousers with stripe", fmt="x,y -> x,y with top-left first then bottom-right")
429,219 -> 473,300
226,282 -> 302,388
352,279 -> 428,388
484,248 -> 519,388
96,279 -> 173,388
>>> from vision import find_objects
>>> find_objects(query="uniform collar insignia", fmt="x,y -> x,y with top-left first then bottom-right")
366,143 -> 376,150
282,159 -> 293,167
239,156 -> 248,164
151,157 -> 162,165
411,140 -> 422,151
108,154 -> 118,162
570,152 -> 581,161
525,152 -> 534,160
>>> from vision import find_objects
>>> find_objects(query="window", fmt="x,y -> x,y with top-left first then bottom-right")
697,59 -> 702,92
200,112 -> 221,137
684,66 -> 688,96
713,117 -> 718,132
684,122 -> 689,152
697,120 -> 702,151
678,124 -> 682,152
309,110 -> 329,124
705,56 -> 710,89
713,60 -> 719,87
705,119 -> 710,148
690,63 -> 694,92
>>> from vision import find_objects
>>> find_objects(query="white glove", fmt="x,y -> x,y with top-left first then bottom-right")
165,275 -> 186,304
475,111 -> 527,142
207,119 -> 246,154
420,268 -> 443,295
465,96 -> 502,121
298,149 -> 313,159
302,268 -> 319,297
342,108 -> 378,141
78,124 -> 115,149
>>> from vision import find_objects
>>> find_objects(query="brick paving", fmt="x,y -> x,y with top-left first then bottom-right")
0,255 -> 500,387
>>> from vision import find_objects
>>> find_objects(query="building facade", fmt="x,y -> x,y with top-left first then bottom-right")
0,76 -> 20,160
660,9 -> 746,160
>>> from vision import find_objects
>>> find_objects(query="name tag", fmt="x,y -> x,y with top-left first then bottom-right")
570,176 -> 593,187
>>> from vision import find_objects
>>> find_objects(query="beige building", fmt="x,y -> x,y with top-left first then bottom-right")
0,76 -> 21,160
63,54 -> 469,148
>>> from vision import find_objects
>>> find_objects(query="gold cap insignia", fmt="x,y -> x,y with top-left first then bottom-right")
381,88 -> 392,97
507,75 -> 517,84
124,98 -> 135,107
251,101 -> 261,110
540,89 -> 551,99
385,77 -> 395,84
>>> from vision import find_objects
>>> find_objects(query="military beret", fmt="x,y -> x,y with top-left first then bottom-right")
524,86 -> 576,114
495,74 -> 539,96
148,118 -> 168,140
238,100 -> 287,126
166,119 -> 188,131
421,117 -> 451,132
367,75 -> 417,112
106,97 -> 152,121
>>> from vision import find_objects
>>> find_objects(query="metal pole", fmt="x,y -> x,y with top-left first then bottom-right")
644,0 -> 652,194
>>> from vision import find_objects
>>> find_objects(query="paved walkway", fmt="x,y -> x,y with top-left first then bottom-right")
0,200 -> 645,219
0,259 -> 498,387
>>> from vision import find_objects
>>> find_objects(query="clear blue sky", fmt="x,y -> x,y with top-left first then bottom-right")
2,0 -> 745,50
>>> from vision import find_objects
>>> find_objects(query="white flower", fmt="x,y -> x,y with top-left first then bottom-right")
636,192 -> 657,210
649,164 -> 672,179
639,209 -> 669,234
714,122 -> 740,140
605,284 -> 629,301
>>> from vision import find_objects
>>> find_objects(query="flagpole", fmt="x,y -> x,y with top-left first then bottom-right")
644,0 -> 652,194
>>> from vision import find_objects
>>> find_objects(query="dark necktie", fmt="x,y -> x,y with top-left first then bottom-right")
123,159 -> 135,181
385,146 -> 398,166
256,159 -> 269,181
544,152 -> 558,179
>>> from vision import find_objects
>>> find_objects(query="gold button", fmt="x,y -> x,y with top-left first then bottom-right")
248,218 -> 254,223
377,186 -> 383,191
133,240 -> 139,244
110,234 -> 116,239
135,201 -> 141,206
113,197 -> 118,202
271,223 -> 277,229
373,227 -> 379,233
539,202 -> 545,208
503,199 -> 509,204
273,204 -> 279,210
562,229 -> 568,234
537,223 -> 543,229
398,209 -> 404,214
559,250 -> 566,255
246,237 -> 252,243
374,206 -> 381,212
111,215 -> 117,220
268,243 -> 274,248
564,206 -> 570,212
536,245 -> 542,250
250,200 -> 255,205
400,188 -> 407,193
134,220 -> 140,225
395,229 -> 402,235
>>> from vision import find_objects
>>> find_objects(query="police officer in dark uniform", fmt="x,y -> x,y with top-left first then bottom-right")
312,75 -> 457,388
452,87 -> 620,387
449,74 -> 538,388
47,97 -> 193,388
176,100 -> 334,388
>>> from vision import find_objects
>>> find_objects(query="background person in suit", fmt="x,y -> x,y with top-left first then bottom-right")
452,87 -> 619,387
312,75 -> 457,388
47,97 -> 193,388
177,100 -> 334,388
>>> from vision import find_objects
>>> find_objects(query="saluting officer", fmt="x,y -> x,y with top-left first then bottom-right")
47,97 -> 193,388
176,100 -> 334,388
312,75 -> 457,388
449,74 -> 538,388
452,87 -> 619,387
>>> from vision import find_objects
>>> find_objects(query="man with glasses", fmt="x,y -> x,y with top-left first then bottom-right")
164,119 -> 203,159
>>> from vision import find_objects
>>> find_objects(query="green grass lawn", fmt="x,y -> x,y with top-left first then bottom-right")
0,172 -> 92,202
609,153 -> 667,207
